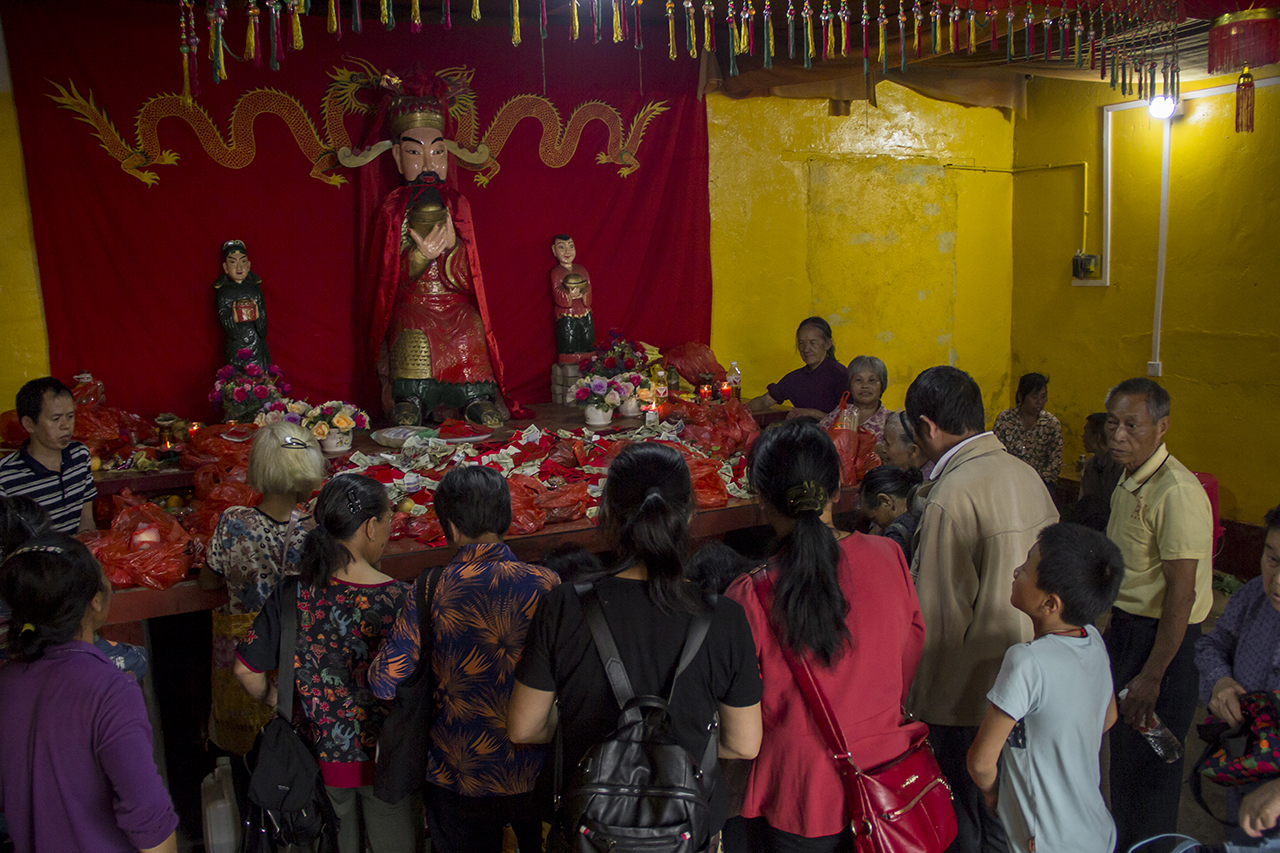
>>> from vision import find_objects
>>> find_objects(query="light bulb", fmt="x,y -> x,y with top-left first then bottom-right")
1148,96 -> 1177,119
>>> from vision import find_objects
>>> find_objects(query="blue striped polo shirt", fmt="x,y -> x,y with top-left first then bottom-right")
0,441 -> 96,534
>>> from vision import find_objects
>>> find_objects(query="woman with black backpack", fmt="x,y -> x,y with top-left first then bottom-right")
508,442 -> 763,853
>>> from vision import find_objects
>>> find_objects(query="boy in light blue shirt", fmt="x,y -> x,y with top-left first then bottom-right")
968,523 -> 1124,853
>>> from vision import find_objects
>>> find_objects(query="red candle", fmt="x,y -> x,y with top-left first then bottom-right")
698,384 -> 712,402
720,381 -> 732,402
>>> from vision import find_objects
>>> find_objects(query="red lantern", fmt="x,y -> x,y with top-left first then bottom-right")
1208,8 -> 1279,75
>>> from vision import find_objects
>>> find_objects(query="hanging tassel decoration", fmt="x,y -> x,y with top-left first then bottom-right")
442,0 -> 453,28
180,1 -> 196,102
765,0 -> 775,65
411,0 -> 421,31
988,0 -> 996,53
1006,6 -> 1014,59
791,0 -> 799,58
668,0 -> 677,57
861,0 -> 870,73
209,2 -> 228,82
900,6 -> 908,68
266,1 -> 282,69
745,0 -> 757,53
572,0 -> 580,39
967,9 -> 975,54
803,0 -> 814,67
684,0 -> 695,54
729,0 -> 741,74
915,0 -> 923,57
635,0 -> 645,48
705,0 -> 716,50
931,2 -> 940,54
1043,9 -> 1051,62
616,0 -> 625,42
1074,11 -> 1082,66
822,0 -> 833,58
472,0 -> 481,21
352,0 -> 362,33
949,4 -> 959,54
1060,10 -> 1067,60
512,0 -> 521,44
328,0 -> 340,35
290,1 -> 304,46
1024,5 -> 1032,58
593,0 -> 601,42
245,1 -> 262,66
878,0 -> 887,70
841,0 -> 850,57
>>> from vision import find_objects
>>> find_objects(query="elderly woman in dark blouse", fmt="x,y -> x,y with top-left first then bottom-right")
747,317 -> 848,419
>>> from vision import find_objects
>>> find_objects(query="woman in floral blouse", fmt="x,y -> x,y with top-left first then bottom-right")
199,421 -> 326,755
993,372 -> 1063,492
236,474 -> 417,853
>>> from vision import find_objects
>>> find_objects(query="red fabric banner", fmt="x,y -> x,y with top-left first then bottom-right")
2,1 -> 711,420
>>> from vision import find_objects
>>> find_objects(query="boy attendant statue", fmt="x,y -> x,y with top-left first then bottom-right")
549,234 -> 594,361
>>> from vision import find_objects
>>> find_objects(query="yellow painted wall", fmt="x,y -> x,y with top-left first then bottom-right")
1011,74 -> 1280,522
0,29 -> 49,407
707,85 -> 1015,418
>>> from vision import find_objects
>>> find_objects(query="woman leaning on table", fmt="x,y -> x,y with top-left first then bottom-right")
725,421 -> 927,853
747,317 -> 849,420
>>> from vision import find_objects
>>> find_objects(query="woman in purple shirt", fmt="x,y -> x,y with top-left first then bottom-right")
0,533 -> 178,853
747,317 -> 848,419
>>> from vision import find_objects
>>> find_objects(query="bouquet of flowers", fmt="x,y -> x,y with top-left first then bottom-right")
252,398 -> 311,427
209,349 -> 291,423
300,400 -> 370,440
578,330 -> 649,380
570,372 -> 647,411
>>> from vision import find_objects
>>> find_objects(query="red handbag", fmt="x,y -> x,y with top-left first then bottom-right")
752,572 -> 957,853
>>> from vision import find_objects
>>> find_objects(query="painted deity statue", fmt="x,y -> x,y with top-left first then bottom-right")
213,240 -> 269,370
550,234 -> 594,360
359,83 -> 507,426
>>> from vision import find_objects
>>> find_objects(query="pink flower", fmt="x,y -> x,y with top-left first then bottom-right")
323,405 -> 337,415
603,356 -> 617,369
236,347 -> 253,360
231,387 -> 248,402
216,365 -> 235,381
268,364 -> 282,377
279,382 -> 292,394
623,358 -> 636,369
574,387 -> 591,402
253,385 -> 269,399
244,363 -> 261,377
208,390 -> 221,402
354,414 -> 369,429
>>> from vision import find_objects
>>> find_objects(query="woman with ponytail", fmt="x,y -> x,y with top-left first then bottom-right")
508,442 -> 763,843
234,474 -> 420,853
0,533 -> 178,853
725,421 -> 927,852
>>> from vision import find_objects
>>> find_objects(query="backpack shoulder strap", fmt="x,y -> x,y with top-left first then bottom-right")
578,583 -> 639,723
276,577 -> 299,721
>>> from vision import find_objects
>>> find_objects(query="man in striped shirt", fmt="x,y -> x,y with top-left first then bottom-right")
0,378 -> 95,535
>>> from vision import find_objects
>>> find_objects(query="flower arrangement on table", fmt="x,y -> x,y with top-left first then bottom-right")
577,331 -> 650,380
252,398 -> 311,427
300,400 -> 370,440
570,374 -> 650,411
209,349 -> 292,423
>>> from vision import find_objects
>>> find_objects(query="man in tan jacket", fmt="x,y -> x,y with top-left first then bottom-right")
904,366 -> 1060,853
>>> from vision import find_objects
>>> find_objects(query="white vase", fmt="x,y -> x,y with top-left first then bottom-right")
584,404 -> 614,427
617,396 -> 641,417
320,429 -> 353,452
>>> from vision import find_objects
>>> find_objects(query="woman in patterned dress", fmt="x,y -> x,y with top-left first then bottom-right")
992,372 -> 1064,493
199,422 -> 326,755
235,474 -> 418,853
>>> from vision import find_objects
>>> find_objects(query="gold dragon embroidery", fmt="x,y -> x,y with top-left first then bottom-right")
48,60 -> 670,187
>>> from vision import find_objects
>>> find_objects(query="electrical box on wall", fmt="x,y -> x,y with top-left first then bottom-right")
1071,252 -> 1104,286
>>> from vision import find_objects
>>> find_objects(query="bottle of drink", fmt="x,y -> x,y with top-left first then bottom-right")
667,364 -> 681,398
1118,689 -> 1184,763
727,362 -> 742,401
653,364 -> 669,405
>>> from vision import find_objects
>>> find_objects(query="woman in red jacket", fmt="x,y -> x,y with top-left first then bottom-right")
726,421 -> 928,852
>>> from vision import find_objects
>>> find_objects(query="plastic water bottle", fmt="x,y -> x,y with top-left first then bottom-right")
727,362 -> 742,401
1118,689 -> 1184,763
653,364 -> 669,405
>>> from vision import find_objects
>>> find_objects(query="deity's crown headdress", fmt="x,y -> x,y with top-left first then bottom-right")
221,239 -> 247,259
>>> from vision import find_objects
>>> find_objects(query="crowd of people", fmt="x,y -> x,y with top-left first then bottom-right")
0,324 -> 1275,853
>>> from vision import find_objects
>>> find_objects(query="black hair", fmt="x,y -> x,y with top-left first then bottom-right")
2,533 -> 104,662
552,234 -> 572,244
796,316 -> 837,360
859,465 -> 924,508
1106,377 -> 1172,421
538,543 -> 605,584
220,239 -> 248,260
16,377 -> 73,424
1083,412 -> 1109,439
904,366 -> 985,437
599,442 -> 702,615
749,420 -> 850,666
1265,505 -> 1280,534
298,474 -> 390,588
1015,373 -> 1049,405
434,465 -> 512,542
685,540 -> 754,595
0,495 -> 52,560
1033,523 -> 1125,626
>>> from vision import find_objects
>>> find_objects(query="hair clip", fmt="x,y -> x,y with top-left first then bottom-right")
345,487 -> 363,517
785,481 -> 829,514
9,544 -> 65,558
20,623 -> 36,635
281,436 -> 309,449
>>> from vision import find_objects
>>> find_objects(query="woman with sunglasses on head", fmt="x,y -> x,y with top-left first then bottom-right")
234,474 -> 419,853
0,533 -> 179,853
725,421 -> 928,852
199,421 -> 327,755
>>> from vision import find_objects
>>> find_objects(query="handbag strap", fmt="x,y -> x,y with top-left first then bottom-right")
415,565 -> 444,685
276,577 -> 299,721
277,508 -> 302,573
751,569 -> 862,774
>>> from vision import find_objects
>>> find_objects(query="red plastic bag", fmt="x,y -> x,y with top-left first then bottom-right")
191,424 -> 257,466
508,479 -> 548,536
661,342 -> 726,385
86,503 -> 196,590
193,462 -> 250,500
204,481 -> 262,515
828,425 -> 881,487
688,459 -> 730,509
535,482 -> 591,524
